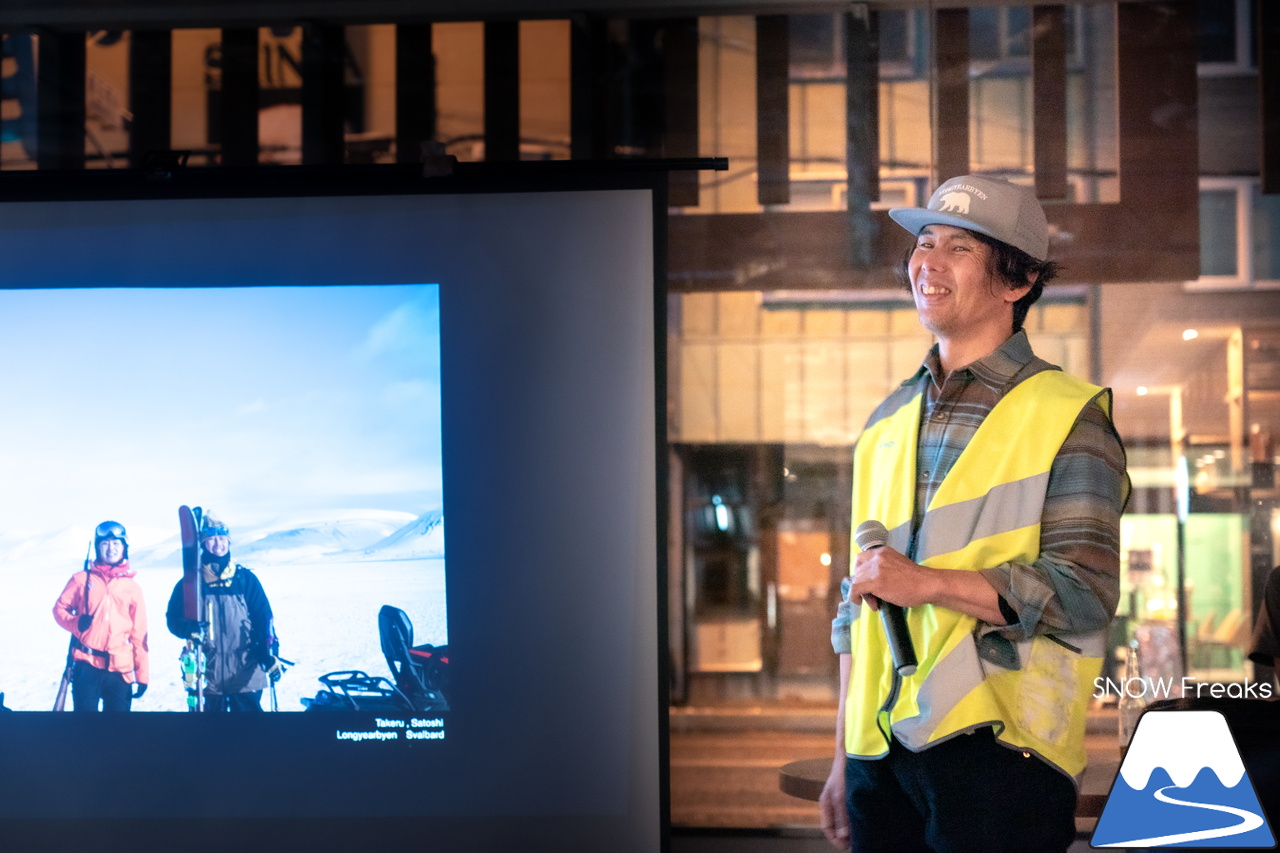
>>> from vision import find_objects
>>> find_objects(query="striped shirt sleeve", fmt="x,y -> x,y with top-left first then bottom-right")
978,398 -> 1128,640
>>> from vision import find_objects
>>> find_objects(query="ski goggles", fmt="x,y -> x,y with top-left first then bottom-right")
94,521 -> 127,541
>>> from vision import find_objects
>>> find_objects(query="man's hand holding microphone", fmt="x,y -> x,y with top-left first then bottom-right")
850,520 -> 918,677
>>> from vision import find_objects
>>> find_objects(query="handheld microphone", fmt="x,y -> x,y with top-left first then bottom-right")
854,520 -> 918,677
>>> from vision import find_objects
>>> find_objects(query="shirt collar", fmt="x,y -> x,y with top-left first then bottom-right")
911,330 -> 1035,392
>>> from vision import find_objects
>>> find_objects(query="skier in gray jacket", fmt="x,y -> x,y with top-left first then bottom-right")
165,510 -> 283,711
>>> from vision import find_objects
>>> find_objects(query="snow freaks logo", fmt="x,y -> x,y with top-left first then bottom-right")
1092,710 -> 1275,848
1094,675 -> 1274,701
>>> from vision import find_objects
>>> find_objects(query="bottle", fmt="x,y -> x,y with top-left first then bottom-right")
1117,642 -> 1146,758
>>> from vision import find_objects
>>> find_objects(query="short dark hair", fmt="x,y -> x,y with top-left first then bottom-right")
895,228 -> 1061,333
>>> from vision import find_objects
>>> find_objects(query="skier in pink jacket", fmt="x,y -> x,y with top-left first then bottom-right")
53,521 -> 150,711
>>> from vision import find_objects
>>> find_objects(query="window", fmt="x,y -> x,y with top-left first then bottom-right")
1199,185 -> 1242,280
790,14 -> 841,78
1190,178 -> 1280,291
970,6 -> 1031,62
1197,0 -> 1256,75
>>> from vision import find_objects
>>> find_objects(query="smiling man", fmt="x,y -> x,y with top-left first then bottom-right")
817,175 -> 1129,852
165,510 -> 283,712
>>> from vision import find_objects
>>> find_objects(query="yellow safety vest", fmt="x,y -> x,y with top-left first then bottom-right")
845,368 -> 1112,783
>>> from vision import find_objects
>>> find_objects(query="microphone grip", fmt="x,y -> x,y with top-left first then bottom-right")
854,521 -> 917,677
879,603 -> 917,677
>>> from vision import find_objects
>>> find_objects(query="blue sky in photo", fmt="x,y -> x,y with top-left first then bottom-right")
0,284 -> 442,545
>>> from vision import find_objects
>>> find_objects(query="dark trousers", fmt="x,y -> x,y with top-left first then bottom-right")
204,691 -> 263,712
844,728 -> 1076,853
71,662 -> 133,712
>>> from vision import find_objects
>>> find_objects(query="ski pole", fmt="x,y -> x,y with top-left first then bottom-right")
54,538 -> 94,711
266,657 -> 293,712
52,637 -> 74,711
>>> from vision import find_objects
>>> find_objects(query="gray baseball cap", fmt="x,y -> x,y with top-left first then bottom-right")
888,175 -> 1049,261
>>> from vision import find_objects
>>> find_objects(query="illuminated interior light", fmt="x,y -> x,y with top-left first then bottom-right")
710,496 -> 730,532
1182,329 -> 1199,341
1136,386 -> 1148,396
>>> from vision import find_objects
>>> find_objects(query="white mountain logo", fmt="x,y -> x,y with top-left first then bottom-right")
1092,710 -> 1274,848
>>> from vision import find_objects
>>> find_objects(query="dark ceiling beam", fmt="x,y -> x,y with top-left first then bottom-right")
663,17 -> 700,207
845,5 -> 879,270
1032,5 -> 1068,200
218,27 -> 259,167
301,22 -> 346,165
2,0 -> 932,31
395,23 -> 437,164
127,30 -> 172,168
484,20 -> 520,162
755,14 -> 789,206
36,31 -> 86,171
932,7 -> 968,185
1261,0 -> 1280,194
570,14 -> 612,161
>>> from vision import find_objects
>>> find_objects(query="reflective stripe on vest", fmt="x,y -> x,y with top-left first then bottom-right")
846,369 -> 1111,782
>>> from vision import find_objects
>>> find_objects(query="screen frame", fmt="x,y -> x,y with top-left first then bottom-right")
0,161 -> 673,853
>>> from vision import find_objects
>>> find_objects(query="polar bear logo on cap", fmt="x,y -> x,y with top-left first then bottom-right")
938,190 -> 971,214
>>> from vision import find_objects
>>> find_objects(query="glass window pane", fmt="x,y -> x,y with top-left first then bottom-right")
1254,185 -> 1280,281
1199,188 -> 1239,277
791,14 -> 840,74
1005,7 -> 1032,58
879,10 -> 909,64
970,7 -> 1001,61
1197,0 -> 1237,64
1064,6 -> 1080,62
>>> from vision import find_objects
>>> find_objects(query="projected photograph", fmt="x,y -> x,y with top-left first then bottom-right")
0,284 -> 446,713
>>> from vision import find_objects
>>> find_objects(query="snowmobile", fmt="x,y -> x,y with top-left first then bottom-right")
302,604 -> 448,713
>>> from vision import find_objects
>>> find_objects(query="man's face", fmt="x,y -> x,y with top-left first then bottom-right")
908,224 -> 1028,345
97,538 -> 125,565
203,534 -> 230,557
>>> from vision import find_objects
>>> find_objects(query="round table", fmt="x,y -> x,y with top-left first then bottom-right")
778,757 -> 1107,817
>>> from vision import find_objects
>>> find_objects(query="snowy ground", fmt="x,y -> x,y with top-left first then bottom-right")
4,558 -> 446,713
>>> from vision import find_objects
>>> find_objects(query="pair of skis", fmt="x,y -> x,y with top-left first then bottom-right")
180,504 -> 292,712
179,504 -> 207,712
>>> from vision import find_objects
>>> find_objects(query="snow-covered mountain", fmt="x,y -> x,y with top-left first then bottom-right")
358,509 -> 444,560
77,507 -> 445,568
38,508 -> 444,569
238,509 -> 444,563
1121,710 -> 1247,790
0,526 -> 100,573
1094,710 -> 1273,849
240,516 -> 413,562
